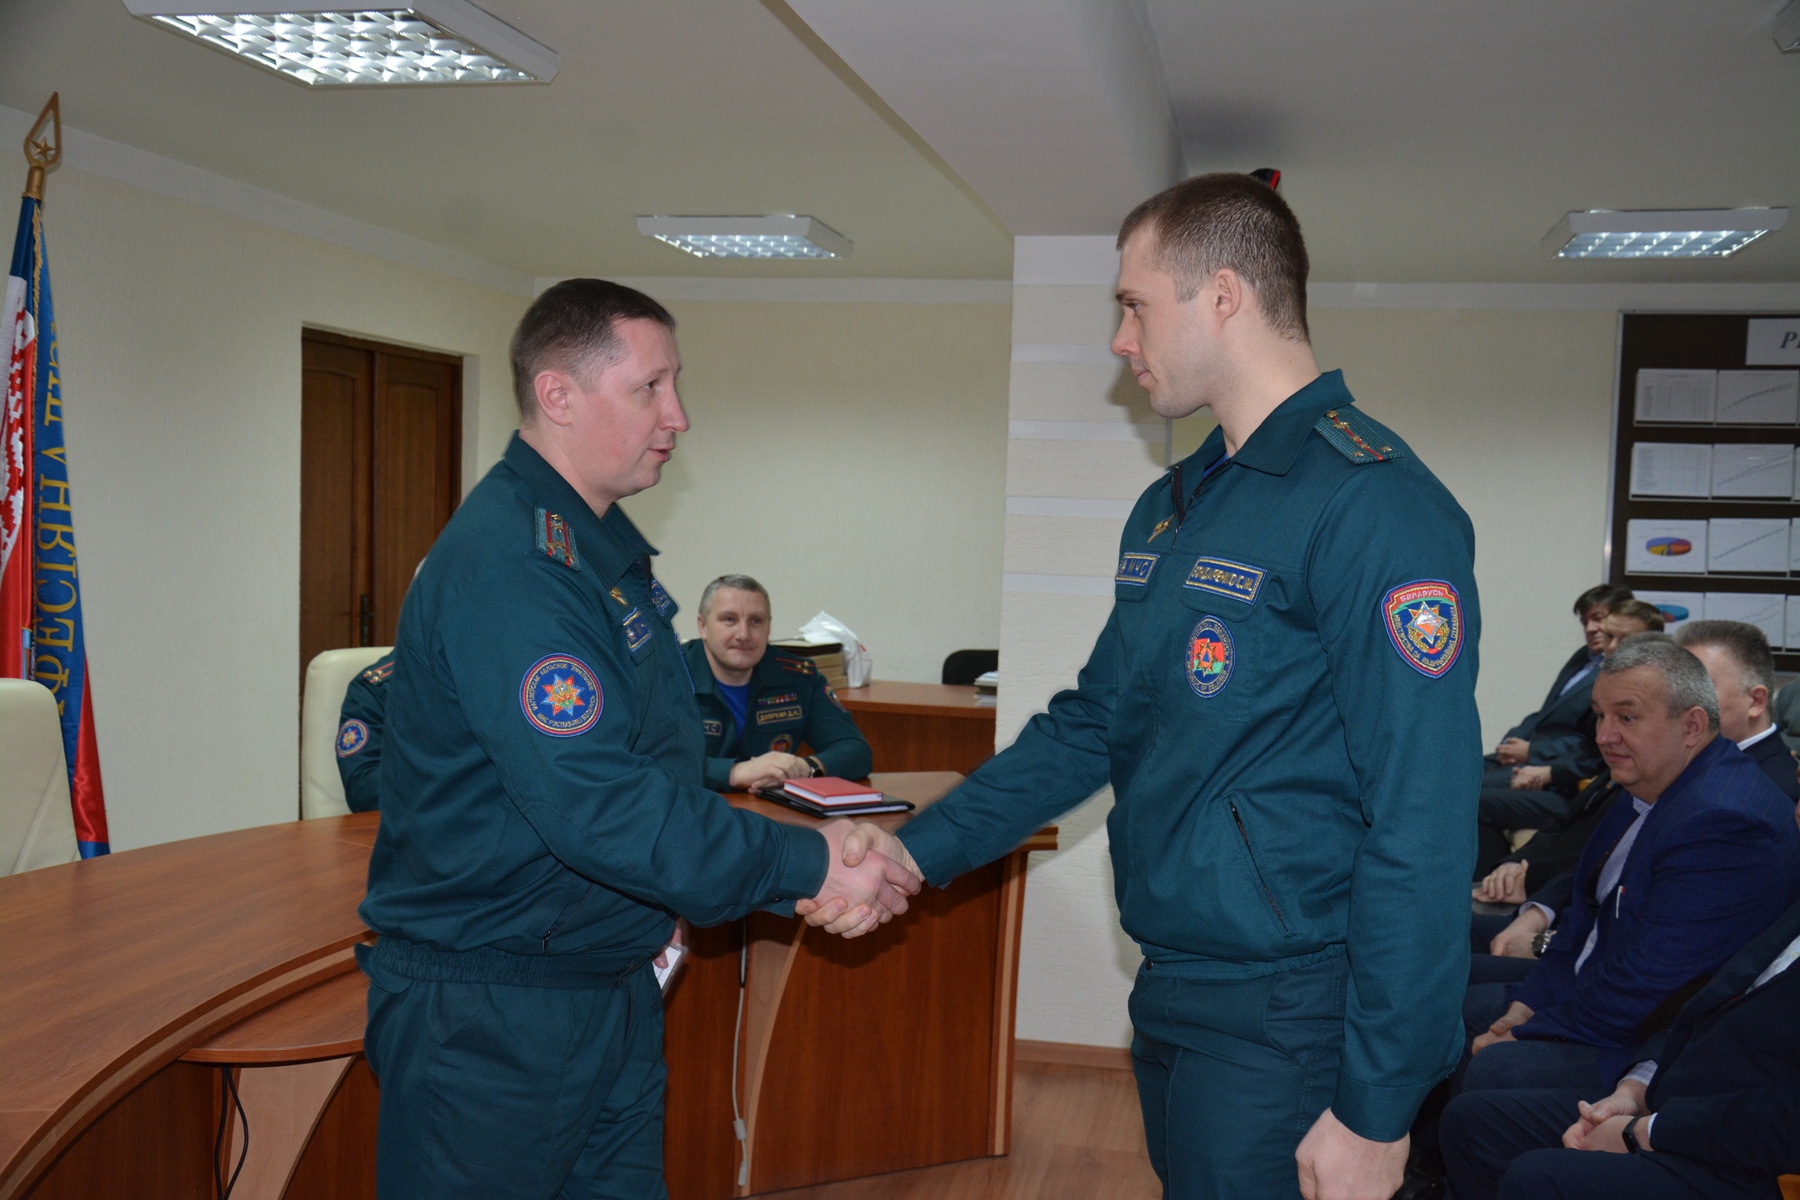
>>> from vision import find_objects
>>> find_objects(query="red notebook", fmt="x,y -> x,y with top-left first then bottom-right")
783,777 -> 881,805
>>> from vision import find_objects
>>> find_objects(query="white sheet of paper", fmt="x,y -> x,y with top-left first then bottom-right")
1630,443 -> 1712,497
1708,518 -> 1791,573
1789,596 -> 1800,649
1634,369 -> 1716,424
1790,520 -> 1800,572
1632,591 -> 1704,634
1711,444 -> 1795,498
1715,371 -> 1800,425
1625,519 -> 1708,574
1705,592 -> 1787,647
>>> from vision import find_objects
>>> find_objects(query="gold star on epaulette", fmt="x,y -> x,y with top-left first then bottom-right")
608,587 -> 628,607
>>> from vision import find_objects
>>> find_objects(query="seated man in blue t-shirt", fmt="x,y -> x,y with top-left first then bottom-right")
681,574 -> 872,793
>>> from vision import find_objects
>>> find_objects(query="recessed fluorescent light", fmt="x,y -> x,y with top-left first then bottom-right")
121,1 -> 559,86
636,215 -> 852,260
1541,208 -> 1788,260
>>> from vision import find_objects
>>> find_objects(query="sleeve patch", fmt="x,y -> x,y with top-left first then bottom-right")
649,577 -> 677,619
521,654 -> 604,736
336,718 -> 370,757
533,508 -> 580,570
702,718 -> 723,739
1382,581 -> 1463,677
1116,552 -> 1160,585
621,608 -> 653,653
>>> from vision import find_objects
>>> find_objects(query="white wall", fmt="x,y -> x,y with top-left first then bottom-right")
618,297 -> 1011,683
1002,239 -> 1623,1047
40,167 -> 527,851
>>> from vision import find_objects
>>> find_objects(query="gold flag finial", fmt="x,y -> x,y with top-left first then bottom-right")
23,93 -> 61,201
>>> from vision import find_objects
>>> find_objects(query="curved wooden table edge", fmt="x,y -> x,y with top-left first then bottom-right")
0,938 -> 367,1200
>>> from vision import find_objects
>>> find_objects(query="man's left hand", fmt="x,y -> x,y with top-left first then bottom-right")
1565,1113 -> 1644,1154
1295,1109 -> 1406,1200
1510,765 -> 1552,790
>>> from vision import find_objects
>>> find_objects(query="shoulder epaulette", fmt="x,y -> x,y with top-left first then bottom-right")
533,508 -> 580,570
775,652 -> 818,676
1313,407 -> 1407,465
360,660 -> 395,685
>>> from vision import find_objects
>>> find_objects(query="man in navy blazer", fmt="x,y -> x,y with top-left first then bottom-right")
1442,889 -> 1800,1198
1477,585 -> 1634,871
1463,634 -> 1800,1093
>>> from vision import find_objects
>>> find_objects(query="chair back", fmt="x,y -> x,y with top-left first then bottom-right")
941,649 -> 998,687
301,647 -> 392,819
0,679 -> 80,875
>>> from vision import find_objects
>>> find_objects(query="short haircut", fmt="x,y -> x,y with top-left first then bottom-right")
699,574 -> 769,619
1674,619 -> 1776,695
1607,598 -> 1666,633
1574,584 -> 1633,617
1601,633 -> 1719,732
1116,172 -> 1311,341
510,278 -> 675,419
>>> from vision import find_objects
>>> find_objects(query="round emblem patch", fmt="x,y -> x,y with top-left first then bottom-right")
1185,616 -> 1234,697
520,654 -> 603,736
770,735 -> 795,753
335,718 -> 370,758
1382,580 -> 1464,678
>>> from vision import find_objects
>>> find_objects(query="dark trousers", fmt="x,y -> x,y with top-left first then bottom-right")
363,954 -> 667,1200
1129,949 -> 1348,1200
1459,982 -> 1603,1094
1478,763 -> 1572,876
1469,914 -> 1538,985
1441,1088 -> 1774,1200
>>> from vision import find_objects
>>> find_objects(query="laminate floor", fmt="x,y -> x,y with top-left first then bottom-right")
758,1061 -> 1161,1200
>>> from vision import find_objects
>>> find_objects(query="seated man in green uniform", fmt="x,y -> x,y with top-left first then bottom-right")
824,174 -> 1482,1200
334,652 -> 393,813
357,279 -> 920,1200
682,574 -> 873,792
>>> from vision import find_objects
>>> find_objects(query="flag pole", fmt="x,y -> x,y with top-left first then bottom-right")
22,93 -> 60,201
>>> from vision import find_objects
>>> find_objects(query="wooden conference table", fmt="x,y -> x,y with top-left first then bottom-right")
0,773 -> 1052,1200
834,681 -> 997,777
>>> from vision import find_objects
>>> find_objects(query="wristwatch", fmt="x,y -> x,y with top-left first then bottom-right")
1622,1116 -> 1645,1155
1530,928 -> 1555,957
805,756 -> 825,778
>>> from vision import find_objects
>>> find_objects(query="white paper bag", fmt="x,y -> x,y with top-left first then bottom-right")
797,611 -> 872,687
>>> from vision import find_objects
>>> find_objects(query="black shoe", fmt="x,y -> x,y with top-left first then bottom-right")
1390,1160 -> 1448,1200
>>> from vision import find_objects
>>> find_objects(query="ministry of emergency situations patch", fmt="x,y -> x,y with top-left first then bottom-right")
1115,552 -> 1159,585
336,719 -> 370,758
622,608 -> 652,653
770,735 -> 794,753
1382,581 -> 1464,678
1185,616 -> 1234,698
521,654 -> 603,736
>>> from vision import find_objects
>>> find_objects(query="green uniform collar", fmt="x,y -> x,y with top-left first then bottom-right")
1182,369 -> 1354,481
502,433 -> 658,586
682,640 -> 808,696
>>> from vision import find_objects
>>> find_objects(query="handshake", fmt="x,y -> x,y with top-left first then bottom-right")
793,820 -> 924,938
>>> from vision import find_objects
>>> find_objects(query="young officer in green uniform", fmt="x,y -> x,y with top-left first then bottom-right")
681,574 -> 873,791
358,280 -> 920,1200
334,652 -> 392,813
834,176 -> 1482,1200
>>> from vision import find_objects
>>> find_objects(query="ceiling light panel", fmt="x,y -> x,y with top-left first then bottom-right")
1542,208 -> 1788,260
122,2 -> 559,86
636,216 -> 852,260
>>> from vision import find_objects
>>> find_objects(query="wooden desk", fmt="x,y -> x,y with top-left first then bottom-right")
836,681 -> 997,776
0,777 -> 1051,1200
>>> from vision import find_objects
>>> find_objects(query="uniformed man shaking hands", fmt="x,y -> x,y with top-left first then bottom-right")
684,574 -> 873,791
838,175 -> 1482,1200
357,279 -> 920,1200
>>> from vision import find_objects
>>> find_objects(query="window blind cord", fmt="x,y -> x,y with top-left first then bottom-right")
732,920 -> 749,1188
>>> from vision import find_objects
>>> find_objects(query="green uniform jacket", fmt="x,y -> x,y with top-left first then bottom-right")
359,435 -> 830,964
335,652 -> 393,814
897,371 -> 1482,1141
681,640 -> 874,789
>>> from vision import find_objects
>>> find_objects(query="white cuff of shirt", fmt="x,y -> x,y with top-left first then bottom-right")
1623,1060 -> 1657,1087
1522,901 -> 1556,926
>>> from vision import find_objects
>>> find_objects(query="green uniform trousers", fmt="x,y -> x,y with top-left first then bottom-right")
361,942 -> 667,1200
1129,947 -> 1348,1200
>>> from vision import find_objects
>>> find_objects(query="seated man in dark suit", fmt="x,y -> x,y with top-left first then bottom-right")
1442,884 -> 1800,1199
1462,634 -> 1800,1095
1474,620 -> 1800,969
682,574 -> 872,792
1477,585 -> 1636,873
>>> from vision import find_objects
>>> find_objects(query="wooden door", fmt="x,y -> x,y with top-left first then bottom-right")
300,332 -> 460,674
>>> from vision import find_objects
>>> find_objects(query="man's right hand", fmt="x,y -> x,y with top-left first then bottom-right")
793,819 -> 921,938
1471,1000 -> 1535,1054
1494,737 -> 1530,766
840,821 -> 923,883
1563,1079 -> 1648,1149
728,752 -> 808,792
1489,906 -> 1549,959
1473,860 -> 1529,906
